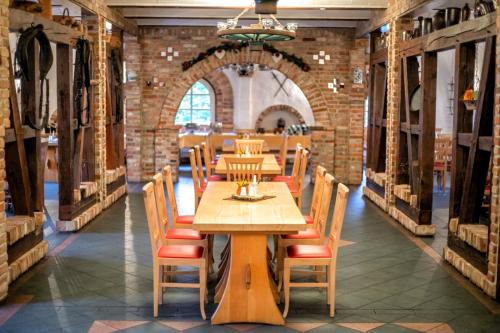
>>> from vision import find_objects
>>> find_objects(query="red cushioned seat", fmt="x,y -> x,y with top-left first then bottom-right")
176,215 -> 194,224
287,245 -> 332,259
434,162 -> 446,168
288,184 -> 299,195
208,175 -> 225,181
166,228 -> 205,240
211,160 -> 218,166
282,228 -> 320,240
157,245 -> 204,259
304,215 -> 314,224
273,176 -> 292,182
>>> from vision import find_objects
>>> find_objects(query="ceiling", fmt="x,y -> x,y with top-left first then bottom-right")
106,0 -> 388,28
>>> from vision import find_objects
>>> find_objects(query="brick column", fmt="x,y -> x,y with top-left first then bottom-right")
310,128 -> 334,181
123,32 -> 143,182
154,127 -> 180,182
0,0 -> 9,301
385,18 -> 411,207
349,38 -> 369,184
90,16 -> 108,202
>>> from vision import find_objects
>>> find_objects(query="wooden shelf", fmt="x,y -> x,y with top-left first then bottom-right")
9,8 -> 93,45
399,12 -> 495,55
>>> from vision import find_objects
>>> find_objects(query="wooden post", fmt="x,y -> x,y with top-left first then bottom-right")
417,51 -> 437,225
57,43 -> 75,220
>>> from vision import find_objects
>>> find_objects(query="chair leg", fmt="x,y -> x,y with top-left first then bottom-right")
328,263 -> 335,318
283,260 -> 291,318
153,263 -> 159,318
208,235 -> 214,274
199,261 -> 207,320
276,240 -> 284,283
159,265 -> 164,305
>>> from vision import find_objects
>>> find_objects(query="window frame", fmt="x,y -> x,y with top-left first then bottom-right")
175,79 -> 214,125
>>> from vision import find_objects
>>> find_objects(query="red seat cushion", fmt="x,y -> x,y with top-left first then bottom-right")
166,228 -> 204,240
304,215 -> 314,224
208,175 -> 224,181
287,245 -> 332,259
273,176 -> 291,182
176,215 -> 194,224
211,160 -> 218,166
157,245 -> 204,259
282,228 -> 320,240
288,184 -> 299,195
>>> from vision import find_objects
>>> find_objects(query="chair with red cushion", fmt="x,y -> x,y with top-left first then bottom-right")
201,142 -> 225,181
276,133 -> 288,175
273,144 -> 302,184
282,183 -> 349,318
288,149 -> 309,209
189,148 -> 205,210
142,182 -> 207,319
163,165 -> 194,227
304,166 -> 327,226
162,165 -> 214,273
152,173 -> 208,253
277,173 -> 334,285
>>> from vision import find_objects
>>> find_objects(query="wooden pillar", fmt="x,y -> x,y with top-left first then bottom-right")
417,51 -> 437,225
57,43 -> 75,220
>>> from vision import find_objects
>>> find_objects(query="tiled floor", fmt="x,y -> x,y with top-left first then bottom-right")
1,167 -> 500,332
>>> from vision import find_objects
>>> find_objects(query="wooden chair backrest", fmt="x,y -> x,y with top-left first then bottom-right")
434,135 -> 452,163
143,182 -> 163,259
201,142 -> 213,177
162,165 -> 179,225
225,157 -> 264,182
279,133 -> 289,163
189,149 -> 202,192
328,183 -> 350,259
152,173 -> 170,233
235,139 -> 264,155
290,145 -> 303,179
310,165 -> 327,220
295,149 -> 309,190
207,133 -> 217,164
194,145 -> 205,183
315,173 -> 334,239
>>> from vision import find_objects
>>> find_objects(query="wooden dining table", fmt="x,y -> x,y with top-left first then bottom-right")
193,182 -> 306,325
214,154 -> 282,176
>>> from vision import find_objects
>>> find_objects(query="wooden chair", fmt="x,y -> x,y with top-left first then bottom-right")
162,165 -> 195,228
277,173 -> 335,286
282,183 -> 349,318
273,144 -> 302,182
189,149 -> 204,210
276,133 -> 289,176
289,149 -> 309,209
201,142 -> 224,181
434,135 -> 451,191
153,173 -> 211,273
142,182 -> 207,319
224,157 -> 264,182
234,139 -> 264,155
304,166 -> 327,227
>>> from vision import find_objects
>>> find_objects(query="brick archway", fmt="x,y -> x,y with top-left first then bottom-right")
255,104 -> 305,129
203,71 -> 234,126
153,48 -> 332,179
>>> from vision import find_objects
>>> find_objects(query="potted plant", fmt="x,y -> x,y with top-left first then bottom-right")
236,179 -> 249,196
463,88 -> 479,110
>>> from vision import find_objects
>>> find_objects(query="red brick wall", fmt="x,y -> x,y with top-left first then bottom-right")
124,27 -> 368,183
203,71 -> 234,126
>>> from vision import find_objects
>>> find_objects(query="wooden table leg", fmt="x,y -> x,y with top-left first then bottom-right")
211,234 -> 284,325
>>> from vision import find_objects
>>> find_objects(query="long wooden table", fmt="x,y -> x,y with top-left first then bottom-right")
193,182 -> 305,325
215,154 -> 282,176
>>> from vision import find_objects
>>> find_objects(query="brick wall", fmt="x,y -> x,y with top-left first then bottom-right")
203,70 -> 234,126
0,0 -> 9,301
254,104 -> 305,129
124,27 -> 368,183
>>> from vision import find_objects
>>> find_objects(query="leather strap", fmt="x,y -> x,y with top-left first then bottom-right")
74,38 -> 92,128
15,24 -> 53,131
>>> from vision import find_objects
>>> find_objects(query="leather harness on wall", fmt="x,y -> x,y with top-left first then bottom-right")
74,38 -> 92,128
110,48 -> 123,123
15,24 -> 53,131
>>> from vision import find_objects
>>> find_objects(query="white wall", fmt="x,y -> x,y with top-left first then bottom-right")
436,49 -> 455,134
222,67 -> 314,129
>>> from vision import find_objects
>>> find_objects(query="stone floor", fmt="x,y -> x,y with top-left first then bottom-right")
1,167 -> 500,332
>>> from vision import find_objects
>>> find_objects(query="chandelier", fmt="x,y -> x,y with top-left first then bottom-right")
217,1 -> 297,45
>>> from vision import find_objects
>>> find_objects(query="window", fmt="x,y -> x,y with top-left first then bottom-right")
175,81 -> 213,125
